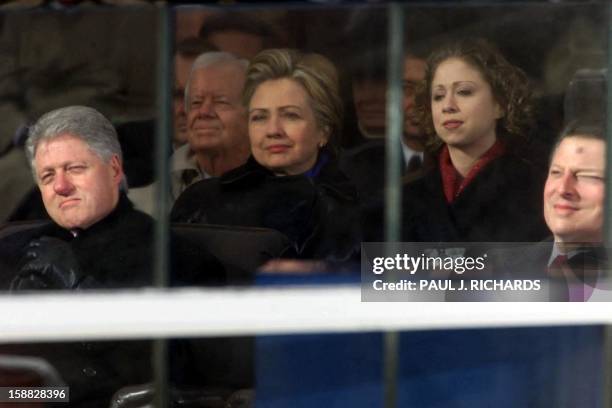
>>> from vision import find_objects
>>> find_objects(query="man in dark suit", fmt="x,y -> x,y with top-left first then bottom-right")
497,121 -> 607,301
340,51 -> 431,241
541,121 -> 607,301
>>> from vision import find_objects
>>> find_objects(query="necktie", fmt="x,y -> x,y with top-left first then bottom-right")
547,254 -> 596,301
547,254 -> 570,301
548,254 -> 569,275
406,155 -> 422,173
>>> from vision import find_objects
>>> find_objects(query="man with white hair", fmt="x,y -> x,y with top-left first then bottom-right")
0,105 -> 224,406
171,51 -> 250,202
0,105 -> 156,289
0,105 -> 154,407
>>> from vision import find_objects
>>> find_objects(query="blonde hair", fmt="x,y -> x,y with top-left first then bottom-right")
242,48 -> 343,153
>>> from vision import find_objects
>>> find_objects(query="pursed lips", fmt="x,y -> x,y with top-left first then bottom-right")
59,198 -> 80,209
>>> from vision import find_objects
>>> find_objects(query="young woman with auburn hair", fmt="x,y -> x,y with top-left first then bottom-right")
402,38 -> 548,242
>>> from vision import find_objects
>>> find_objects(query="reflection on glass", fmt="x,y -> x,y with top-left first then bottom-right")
0,2 -> 609,407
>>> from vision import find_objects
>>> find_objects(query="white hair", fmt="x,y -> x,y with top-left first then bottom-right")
26,105 -> 127,190
184,51 -> 249,111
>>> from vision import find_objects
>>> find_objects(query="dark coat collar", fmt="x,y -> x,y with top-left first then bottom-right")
220,156 -> 358,202
42,193 -> 140,241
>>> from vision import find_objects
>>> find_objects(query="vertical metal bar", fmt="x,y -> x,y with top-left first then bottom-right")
605,3 -> 612,269
383,4 -> 404,408
384,3 -> 404,243
153,4 -> 173,408
383,330 -> 399,408
604,4 -> 612,408
603,326 -> 611,408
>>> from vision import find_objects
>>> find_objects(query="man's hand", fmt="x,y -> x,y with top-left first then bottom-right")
10,237 -> 83,290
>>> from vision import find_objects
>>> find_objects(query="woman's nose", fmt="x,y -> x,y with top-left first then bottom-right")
266,115 -> 283,137
442,94 -> 458,113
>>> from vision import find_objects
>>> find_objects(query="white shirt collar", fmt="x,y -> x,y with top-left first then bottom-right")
401,139 -> 424,168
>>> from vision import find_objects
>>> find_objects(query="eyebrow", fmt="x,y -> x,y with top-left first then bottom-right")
39,160 -> 85,173
433,81 -> 477,88
550,163 -> 605,173
249,105 -> 303,113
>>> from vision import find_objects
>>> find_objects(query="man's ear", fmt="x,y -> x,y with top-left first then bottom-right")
109,155 -> 124,185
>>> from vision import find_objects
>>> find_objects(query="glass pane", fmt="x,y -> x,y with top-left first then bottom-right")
0,1 -> 610,408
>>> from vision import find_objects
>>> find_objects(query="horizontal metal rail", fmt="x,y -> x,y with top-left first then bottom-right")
1,285 -> 611,343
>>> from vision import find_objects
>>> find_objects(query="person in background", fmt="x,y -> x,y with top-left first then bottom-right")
129,51 -> 251,215
173,37 -> 219,149
170,51 -> 251,203
340,49 -> 429,241
402,37 -> 549,242
198,12 -> 282,60
120,38 -> 219,191
171,48 -> 361,263
401,51 -> 430,175
348,47 -> 388,142
125,39 -> 220,214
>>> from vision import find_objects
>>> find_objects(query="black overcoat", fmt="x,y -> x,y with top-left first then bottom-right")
402,154 -> 549,242
171,156 -> 362,262
0,195 -> 224,407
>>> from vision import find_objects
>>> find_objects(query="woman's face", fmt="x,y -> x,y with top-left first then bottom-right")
248,78 -> 328,175
431,57 -> 502,154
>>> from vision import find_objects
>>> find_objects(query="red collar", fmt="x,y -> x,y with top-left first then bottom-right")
439,140 -> 506,204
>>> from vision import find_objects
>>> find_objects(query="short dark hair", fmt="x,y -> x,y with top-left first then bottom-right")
549,120 -> 606,164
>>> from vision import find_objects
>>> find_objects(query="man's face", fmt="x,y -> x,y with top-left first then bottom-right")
186,63 -> 248,155
34,133 -> 122,230
544,136 -> 606,244
402,55 -> 426,141
173,54 -> 197,147
352,78 -> 387,138
351,55 -> 427,142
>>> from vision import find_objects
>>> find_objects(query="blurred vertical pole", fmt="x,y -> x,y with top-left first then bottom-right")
603,4 -> 612,408
153,4 -> 173,408
605,3 -> 612,276
384,3 -> 404,240
384,3 -> 404,408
